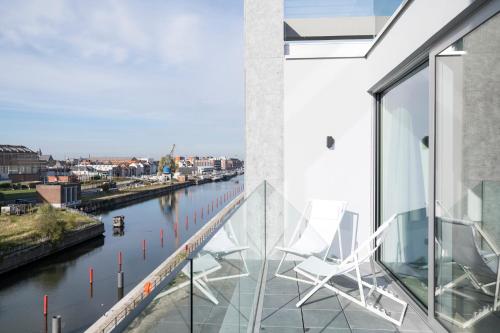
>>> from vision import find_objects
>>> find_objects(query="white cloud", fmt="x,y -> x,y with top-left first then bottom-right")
159,14 -> 202,65
0,0 -> 244,156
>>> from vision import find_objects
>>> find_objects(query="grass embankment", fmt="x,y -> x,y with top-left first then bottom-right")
0,189 -> 37,202
0,205 -> 98,251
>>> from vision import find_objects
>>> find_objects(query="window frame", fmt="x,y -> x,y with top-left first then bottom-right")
371,2 -> 500,332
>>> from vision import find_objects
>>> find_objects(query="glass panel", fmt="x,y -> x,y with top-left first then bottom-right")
122,182 -> 266,333
380,64 -> 429,305
435,13 -> 500,332
192,182 -> 265,332
124,260 -> 192,333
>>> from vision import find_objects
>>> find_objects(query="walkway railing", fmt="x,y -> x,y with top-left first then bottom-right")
85,192 -> 245,333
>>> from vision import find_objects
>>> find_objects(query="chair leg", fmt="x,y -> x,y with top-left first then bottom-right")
194,280 -> 219,305
275,252 -> 287,276
494,258 -> 500,310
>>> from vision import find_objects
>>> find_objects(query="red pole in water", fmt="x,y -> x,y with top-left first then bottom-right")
194,211 -> 197,224
118,251 -> 123,271
89,267 -> 94,285
185,215 -> 189,230
211,201 -> 213,212
43,295 -> 48,316
142,240 -> 146,252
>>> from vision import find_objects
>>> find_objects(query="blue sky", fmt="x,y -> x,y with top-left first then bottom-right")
0,0 -> 244,160
285,0 -> 403,18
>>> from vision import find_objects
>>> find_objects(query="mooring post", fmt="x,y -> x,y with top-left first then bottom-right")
52,315 -> 61,333
43,295 -> 48,316
117,271 -> 124,289
89,268 -> 93,285
118,251 -> 123,272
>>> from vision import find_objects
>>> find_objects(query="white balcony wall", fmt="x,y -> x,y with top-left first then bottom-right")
282,0 -> 479,245
284,58 -> 372,243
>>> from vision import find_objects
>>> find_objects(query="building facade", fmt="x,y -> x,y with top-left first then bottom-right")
36,183 -> 81,208
245,0 -> 500,332
0,145 -> 44,182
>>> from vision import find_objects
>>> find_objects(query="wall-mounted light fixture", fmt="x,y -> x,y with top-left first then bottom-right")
327,136 -> 335,150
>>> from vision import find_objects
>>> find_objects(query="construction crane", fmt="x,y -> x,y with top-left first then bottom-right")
158,144 -> 176,175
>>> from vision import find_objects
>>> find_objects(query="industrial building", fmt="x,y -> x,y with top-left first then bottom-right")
0,145 -> 44,182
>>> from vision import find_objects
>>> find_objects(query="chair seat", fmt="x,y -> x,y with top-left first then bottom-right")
204,229 -> 237,252
183,254 -> 221,275
295,256 -> 342,277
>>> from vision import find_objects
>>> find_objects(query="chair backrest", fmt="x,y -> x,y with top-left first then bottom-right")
439,217 -> 496,278
339,214 -> 398,272
306,199 -> 347,245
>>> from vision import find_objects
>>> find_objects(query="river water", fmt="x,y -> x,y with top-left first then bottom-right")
0,176 -> 243,333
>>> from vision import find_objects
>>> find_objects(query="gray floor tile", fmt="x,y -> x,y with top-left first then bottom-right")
205,305 -> 250,326
343,309 -> 397,330
299,292 -> 342,311
261,308 -> 304,328
260,326 -> 304,333
263,293 -> 301,309
306,328 -> 351,333
302,309 -> 350,329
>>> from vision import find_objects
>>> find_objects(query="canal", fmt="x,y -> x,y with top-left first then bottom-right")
0,175 -> 243,333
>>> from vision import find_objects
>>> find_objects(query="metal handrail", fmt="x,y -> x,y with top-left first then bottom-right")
86,194 -> 245,333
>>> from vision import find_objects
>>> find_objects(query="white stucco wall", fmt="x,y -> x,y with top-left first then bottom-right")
284,58 -> 372,243
283,0 -> 477,244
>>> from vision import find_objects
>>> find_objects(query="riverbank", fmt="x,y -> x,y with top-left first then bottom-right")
0,223 -> 104,275
0,206 -> 98,251
80,181 -> 195,213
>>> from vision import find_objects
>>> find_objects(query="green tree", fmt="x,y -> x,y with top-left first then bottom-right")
36,204 -> 66,242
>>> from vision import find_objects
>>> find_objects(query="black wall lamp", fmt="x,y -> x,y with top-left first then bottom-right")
327,136 -> 335,150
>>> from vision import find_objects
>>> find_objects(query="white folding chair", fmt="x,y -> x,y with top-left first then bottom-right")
295,214 -> 408,327
435,216 -> 500,328
275,199 -> 348,284
203,220 -> 250,281
155,254 -> 222,304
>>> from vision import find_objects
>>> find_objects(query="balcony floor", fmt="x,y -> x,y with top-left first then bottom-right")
124,259 -> 433,333
261,260 -> 432,333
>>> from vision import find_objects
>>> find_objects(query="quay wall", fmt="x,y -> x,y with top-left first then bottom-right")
80,181 -> 195,213
0,223 -> 105,275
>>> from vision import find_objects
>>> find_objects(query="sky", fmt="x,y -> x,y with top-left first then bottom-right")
0,0 -> 244,160
285,0 -> 403,18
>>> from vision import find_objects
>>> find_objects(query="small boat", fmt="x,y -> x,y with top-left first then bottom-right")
113,215 -> 125,228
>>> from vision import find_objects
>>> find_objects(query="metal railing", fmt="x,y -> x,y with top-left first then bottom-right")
86,193 -> 245,333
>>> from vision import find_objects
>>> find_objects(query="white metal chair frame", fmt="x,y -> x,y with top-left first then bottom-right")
203,221 -> 250,282
275,200 -> 348,284
155,254 -> 222,304
295,214 -> 408,327
156,222 -> 250,305
435,216 -> 500,329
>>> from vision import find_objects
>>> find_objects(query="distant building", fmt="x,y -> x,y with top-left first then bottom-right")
0,145 -> 44,182
38,153 -> 55,167
36,183 -> 81,208
47,175 -> 78,183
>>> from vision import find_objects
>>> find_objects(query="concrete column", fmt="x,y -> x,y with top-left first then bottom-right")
244,0 -> 284,254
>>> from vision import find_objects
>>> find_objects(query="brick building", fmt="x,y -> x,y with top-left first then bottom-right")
36,183 -> 81,208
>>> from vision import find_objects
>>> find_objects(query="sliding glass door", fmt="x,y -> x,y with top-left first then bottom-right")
379,64 -> 429,305
434,13 -> 500,332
